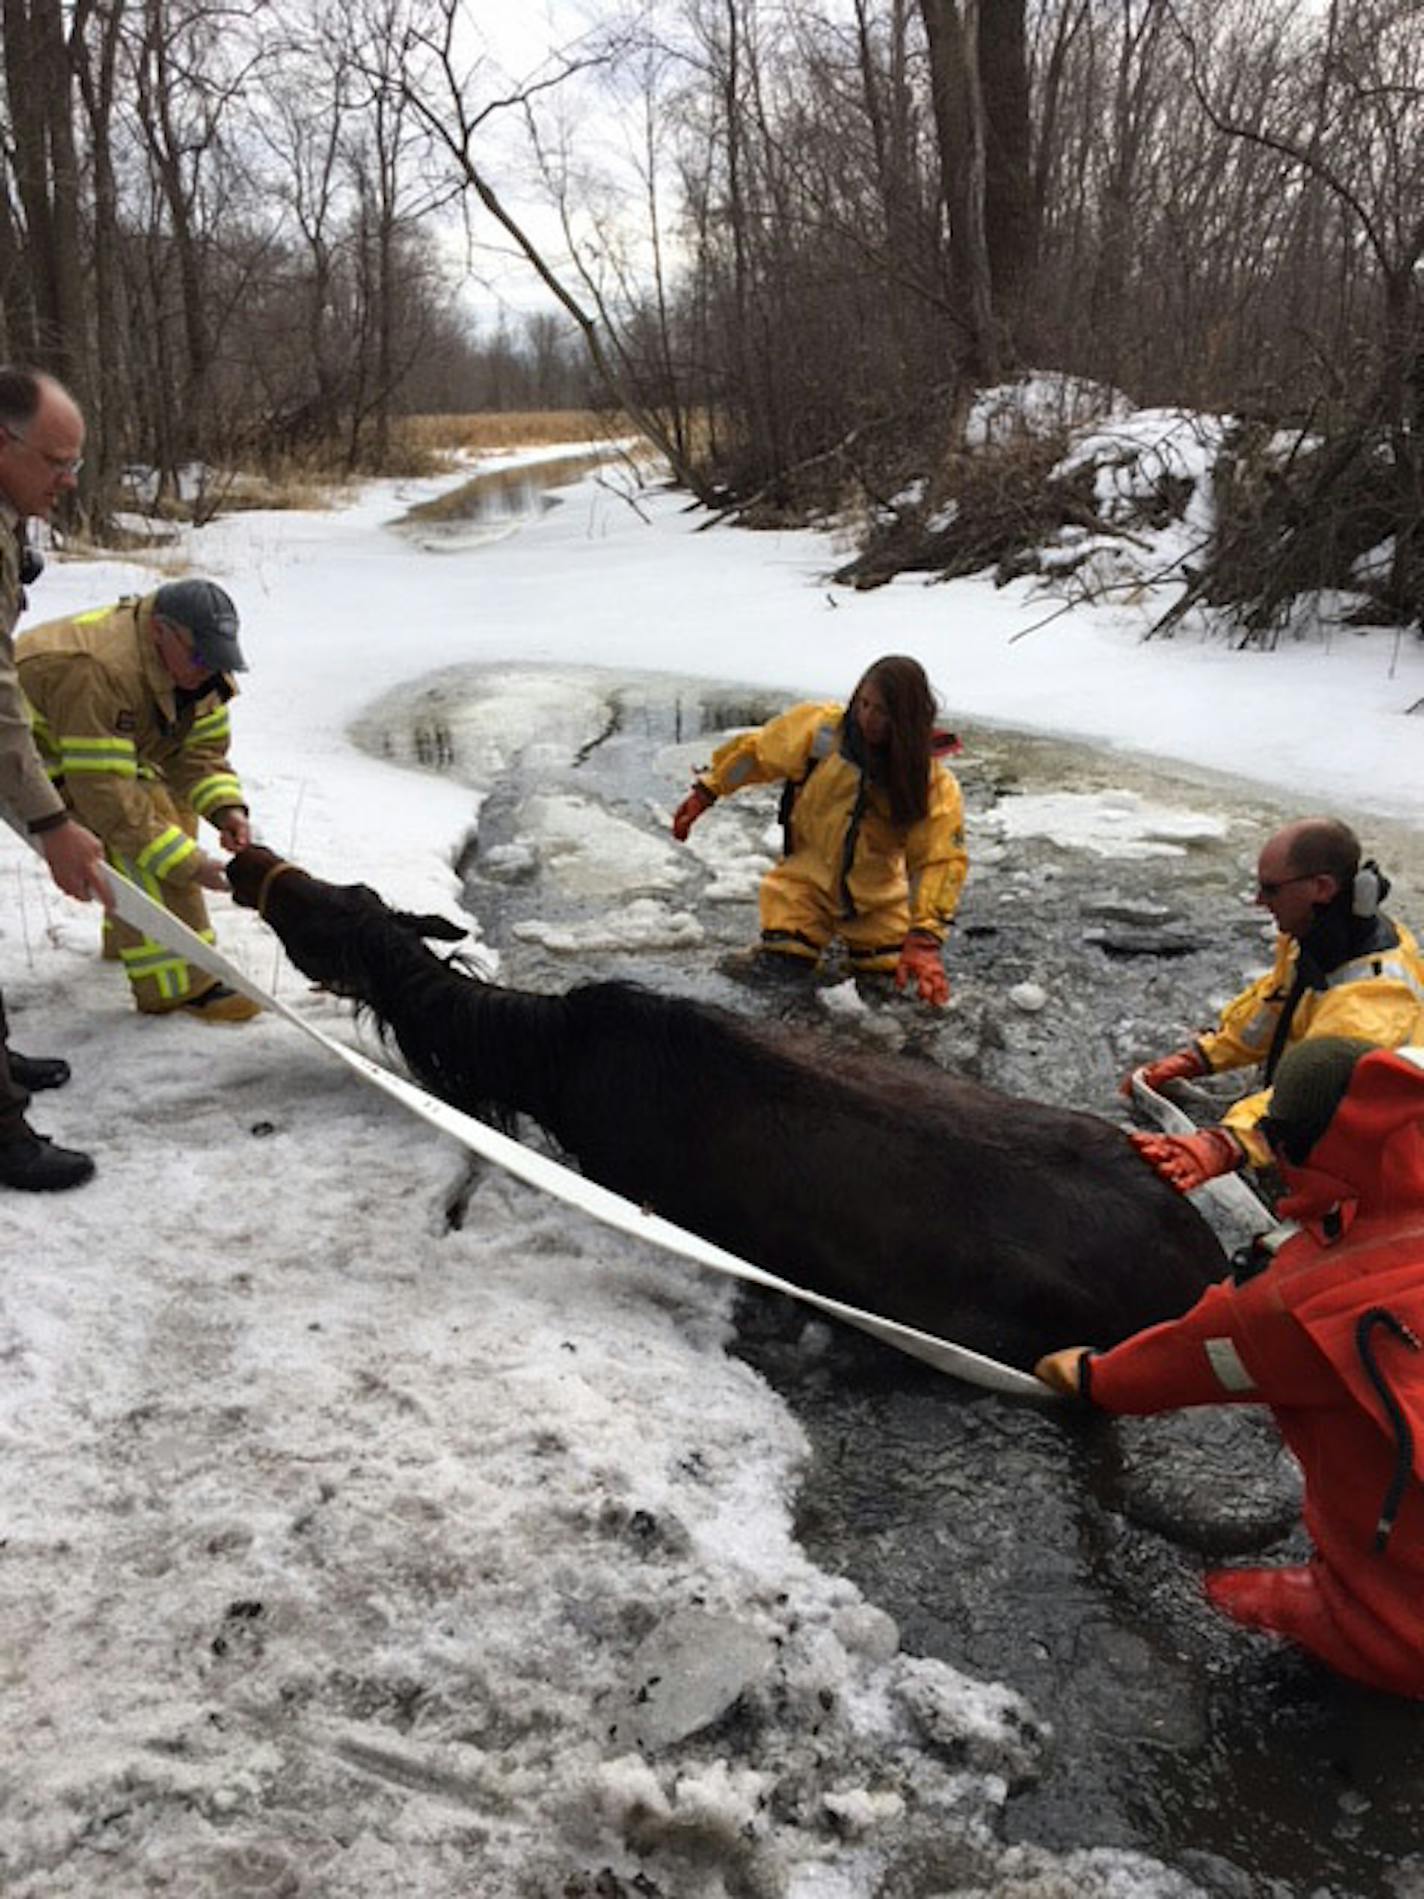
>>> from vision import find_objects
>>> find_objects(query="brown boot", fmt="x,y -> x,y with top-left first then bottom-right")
180,983 -> 263,1023
138,982 -> 262,1023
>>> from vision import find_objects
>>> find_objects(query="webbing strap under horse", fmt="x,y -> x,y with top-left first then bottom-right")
6,820 -> 1054,1400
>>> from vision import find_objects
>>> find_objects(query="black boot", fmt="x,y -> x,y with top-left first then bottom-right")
7,1051 -> 72,1092
0,1127 -> 95,1191
717,946 -> 820,987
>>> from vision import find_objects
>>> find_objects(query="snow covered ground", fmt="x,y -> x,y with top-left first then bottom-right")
2,441 -> 1421,1897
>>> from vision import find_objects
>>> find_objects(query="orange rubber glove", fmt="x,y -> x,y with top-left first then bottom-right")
1128,1127 -> 1242,1194
671,784 -> 716,841
1120,1046 -> 1207,1098
1034,1348 -> 1093,1399
894,931 -> 949,1007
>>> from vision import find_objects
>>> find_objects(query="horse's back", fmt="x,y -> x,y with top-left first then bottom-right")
553,983 -> 1223,1365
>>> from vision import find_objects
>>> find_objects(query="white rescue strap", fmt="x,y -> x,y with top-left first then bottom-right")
1128,1067 -> 1280,1240
17,833 -> 1054,1400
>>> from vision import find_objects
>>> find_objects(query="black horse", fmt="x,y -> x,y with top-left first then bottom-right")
229,846 -> 1225,1369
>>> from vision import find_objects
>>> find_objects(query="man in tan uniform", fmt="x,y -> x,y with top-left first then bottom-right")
0,365 -> 109,1191
19,578 -> 260,1022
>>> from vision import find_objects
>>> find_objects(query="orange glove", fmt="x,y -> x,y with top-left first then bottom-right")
1034,1348 -> 1093,1399
671,784 -> 715,841
894,931 -> 949,1007
1128,1127 -> 1242,1194
1120,1046 -> 1207,1098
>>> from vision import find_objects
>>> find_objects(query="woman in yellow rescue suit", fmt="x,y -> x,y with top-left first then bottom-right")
670,656 -> 967,1006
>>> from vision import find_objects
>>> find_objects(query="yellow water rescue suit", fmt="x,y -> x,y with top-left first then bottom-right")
694,700 -> 968,970
17,594 -> 245,1012
1193,911 -> 1424,1166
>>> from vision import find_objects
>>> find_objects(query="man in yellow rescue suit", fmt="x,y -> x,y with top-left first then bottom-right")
1125,817 -> 1424,1192
18,578 -> 261,1022
671,655 -> 967,1004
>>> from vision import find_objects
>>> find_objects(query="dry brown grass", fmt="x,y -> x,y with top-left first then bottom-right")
98,410 -> 645,544
210,466 -> 356,512
116,463 -> 357,522
402,410 -> 630,453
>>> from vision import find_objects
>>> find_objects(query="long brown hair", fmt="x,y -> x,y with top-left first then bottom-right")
849,654 -> 936,827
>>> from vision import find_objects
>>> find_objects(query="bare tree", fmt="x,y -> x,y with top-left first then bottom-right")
3,0 -> 96,500
392,0 -> 718,497
1159,0 -> 1424,630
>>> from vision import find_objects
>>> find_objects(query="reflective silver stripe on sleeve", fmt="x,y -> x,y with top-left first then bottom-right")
1204,1337 -> 1257,1392
1324,955 -> 1424,1005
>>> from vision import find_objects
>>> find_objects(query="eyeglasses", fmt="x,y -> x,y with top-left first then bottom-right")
1256,873 -> 1315,899
1,425 -> 83,477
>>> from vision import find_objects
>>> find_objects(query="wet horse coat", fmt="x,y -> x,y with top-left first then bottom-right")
230,847 -> 1226,1369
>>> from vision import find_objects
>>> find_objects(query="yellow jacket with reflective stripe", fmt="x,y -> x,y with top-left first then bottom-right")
16,593 -> 244,886
697,701 -> 967,937
1198,920 -> 1424,1164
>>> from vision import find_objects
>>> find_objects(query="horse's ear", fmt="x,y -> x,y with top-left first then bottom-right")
395,909 -> 468,944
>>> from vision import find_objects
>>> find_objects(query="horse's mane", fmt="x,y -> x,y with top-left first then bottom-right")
352,920 -> 847,1143
345,922 -> 574,1136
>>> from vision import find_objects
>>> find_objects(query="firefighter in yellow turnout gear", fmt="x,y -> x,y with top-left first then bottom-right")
1125,817 -> 1424,1193
18,579 -> 261,1021
672,656 -> 967,1002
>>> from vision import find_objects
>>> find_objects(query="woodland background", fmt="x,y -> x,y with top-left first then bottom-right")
2,0 -> 1421,632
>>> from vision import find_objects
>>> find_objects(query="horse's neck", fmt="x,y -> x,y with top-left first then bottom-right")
379,960 -> 566,1127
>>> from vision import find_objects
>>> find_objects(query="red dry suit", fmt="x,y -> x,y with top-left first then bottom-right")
1087,1045 -> 1424,1696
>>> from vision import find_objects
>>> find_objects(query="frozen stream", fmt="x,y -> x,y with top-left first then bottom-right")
350,661 -> 1424,1899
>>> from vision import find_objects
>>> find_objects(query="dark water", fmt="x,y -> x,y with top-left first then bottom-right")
353,663 -> 1424,1899
392,448 -> 626,550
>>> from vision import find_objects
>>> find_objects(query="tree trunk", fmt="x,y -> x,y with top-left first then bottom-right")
918,0 -> 999,381
70,0 -> 129,490
978,0 -> 1035,347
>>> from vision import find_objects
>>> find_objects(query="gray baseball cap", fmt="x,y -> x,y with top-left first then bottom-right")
153,578 -> 247,673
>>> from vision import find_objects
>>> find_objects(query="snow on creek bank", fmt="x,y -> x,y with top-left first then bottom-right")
4,459 -> 1423,1897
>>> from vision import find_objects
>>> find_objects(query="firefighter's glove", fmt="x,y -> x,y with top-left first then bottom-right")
1034,1348 -> 1093,1400
894,931 -> 949,1008
1128,1127 -> 1242,1194
671,784 -> 716,841
1121,1046 -> 1207,1099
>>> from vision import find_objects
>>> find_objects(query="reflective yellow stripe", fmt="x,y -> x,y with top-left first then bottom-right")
27,709 -> 62,777
186,707 -> 231,746
71,605 -> 117,628
189,772 -> 242,816
135,824 -> 198,880
114,870 -> 214,998
59,736 -> 139,778
111,852 -> 159,897
119,942 -> 190,998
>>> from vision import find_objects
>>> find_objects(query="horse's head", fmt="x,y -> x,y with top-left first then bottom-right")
228,845 -> 466,998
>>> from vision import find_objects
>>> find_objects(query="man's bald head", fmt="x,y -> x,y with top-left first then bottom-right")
1255,818 -> 1360,938
0,366 -> 84,521
1272,818 -> 1360,887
